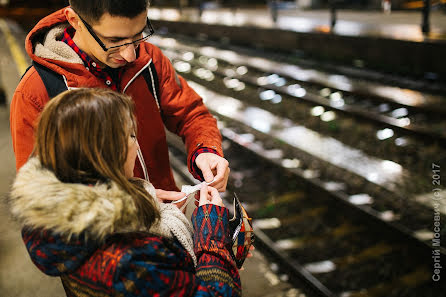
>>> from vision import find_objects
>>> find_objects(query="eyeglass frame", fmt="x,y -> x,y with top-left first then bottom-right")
76,12 -> 155,52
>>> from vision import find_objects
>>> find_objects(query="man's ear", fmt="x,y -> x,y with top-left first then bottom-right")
64,7 -> 82,31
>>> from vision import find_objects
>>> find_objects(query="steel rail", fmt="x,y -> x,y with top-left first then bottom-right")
153,35 -> 446,116
167,129 -> 442,297
166,49 -> 446,146
166,134 -> 336,297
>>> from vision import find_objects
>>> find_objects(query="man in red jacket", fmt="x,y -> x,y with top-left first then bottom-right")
10,0 -> 230,198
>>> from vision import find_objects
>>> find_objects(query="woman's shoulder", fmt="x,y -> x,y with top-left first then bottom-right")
50,231 -> 195,295
73,232 -> 193,285
106,232 -> 200,296
105,232 -> 194,266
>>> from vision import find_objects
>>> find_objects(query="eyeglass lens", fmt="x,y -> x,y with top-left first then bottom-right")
77,11 -> 154,52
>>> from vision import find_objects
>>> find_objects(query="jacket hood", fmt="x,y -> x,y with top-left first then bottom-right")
26,7 -> 84,73
10,158 -> 197,275
10,158 -> 145,241
10,157 -> 153,276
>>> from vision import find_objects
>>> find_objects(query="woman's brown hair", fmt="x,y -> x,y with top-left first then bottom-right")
35,88 -> 159,228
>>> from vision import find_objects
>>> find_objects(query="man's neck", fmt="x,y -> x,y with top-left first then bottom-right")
72,32 -> 106,69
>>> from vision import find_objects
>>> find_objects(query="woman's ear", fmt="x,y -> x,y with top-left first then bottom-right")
64,7 -> 82,31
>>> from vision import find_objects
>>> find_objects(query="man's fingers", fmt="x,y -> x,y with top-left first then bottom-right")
212,165 -> 230,192
212,160 -> 226,183
201,165 -> 215,183
196,153 -> 227,184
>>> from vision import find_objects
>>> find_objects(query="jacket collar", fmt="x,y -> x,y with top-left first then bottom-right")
10,158 -> 143,241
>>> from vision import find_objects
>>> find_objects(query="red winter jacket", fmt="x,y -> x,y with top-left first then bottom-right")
10,8 -> 222,191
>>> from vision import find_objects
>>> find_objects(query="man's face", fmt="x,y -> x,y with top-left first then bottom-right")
74,11 -> 148,68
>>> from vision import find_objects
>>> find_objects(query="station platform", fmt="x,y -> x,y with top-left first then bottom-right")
149,6 -> 446,42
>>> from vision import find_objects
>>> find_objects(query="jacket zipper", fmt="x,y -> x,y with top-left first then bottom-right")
123,59 -> 154,182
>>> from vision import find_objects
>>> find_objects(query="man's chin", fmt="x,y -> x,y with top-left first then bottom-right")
109,58 -> 127,67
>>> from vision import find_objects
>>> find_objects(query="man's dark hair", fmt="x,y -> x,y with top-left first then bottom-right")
69,0 -> 149,23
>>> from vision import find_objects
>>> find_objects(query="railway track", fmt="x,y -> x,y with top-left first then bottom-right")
150,34 -> 446,145
150,34 -> 446,239
152,33 -> 444,296
167,123 -> 441,297
150,35 -> 446,181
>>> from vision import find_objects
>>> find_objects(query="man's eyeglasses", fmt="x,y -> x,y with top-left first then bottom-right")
76,13 -> 155,53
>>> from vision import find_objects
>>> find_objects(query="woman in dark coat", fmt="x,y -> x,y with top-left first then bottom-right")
9,88 -> 241,297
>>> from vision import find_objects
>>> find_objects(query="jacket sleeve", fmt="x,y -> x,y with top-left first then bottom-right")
114,205 -> 241,297
155,50 -> 224,174
193,204 -> 241,296
10,70 -> 47,171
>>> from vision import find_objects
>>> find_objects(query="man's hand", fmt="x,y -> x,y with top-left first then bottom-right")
195,153 -> 230,192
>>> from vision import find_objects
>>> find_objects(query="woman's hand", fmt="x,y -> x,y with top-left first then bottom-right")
198,183 -> 224,207
155,189 -> 187,208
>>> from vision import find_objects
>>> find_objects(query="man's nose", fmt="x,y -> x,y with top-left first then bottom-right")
120,44 -> 137,63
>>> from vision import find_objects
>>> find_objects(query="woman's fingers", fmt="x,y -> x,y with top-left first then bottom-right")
155,189 -> 185,201
198,184 -> 224,207
155,189 -> 187,208
208,186 -> 224,207
199,183 -> 209,206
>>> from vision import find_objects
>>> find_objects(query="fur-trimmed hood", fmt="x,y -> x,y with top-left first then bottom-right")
10,158 -> 197,271
10,158 -> 146,241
